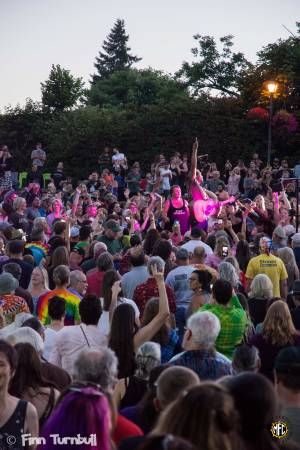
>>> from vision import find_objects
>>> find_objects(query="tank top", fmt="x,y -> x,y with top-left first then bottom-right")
120,376 -> 148,410
0,399 -> 27,450
167,199 -> 189,235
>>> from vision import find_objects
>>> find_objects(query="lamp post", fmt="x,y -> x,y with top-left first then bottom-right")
267,81 -> 278,167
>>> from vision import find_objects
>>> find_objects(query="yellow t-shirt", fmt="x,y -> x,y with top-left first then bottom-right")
246,253 -> 288,298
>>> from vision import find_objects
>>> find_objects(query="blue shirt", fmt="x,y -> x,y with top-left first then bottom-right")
169,349 -> 232,380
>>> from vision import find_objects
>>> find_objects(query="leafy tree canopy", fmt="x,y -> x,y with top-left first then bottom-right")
41,64 -> 85,111
92,19 -> 141,83
177,34 -> 252,97
89,68 -> 189,108
239,22 -> 300,108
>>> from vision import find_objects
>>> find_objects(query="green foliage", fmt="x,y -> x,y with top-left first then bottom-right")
177,34 -> 252,97
0,23 -> 300,177
240,23 -> 300,109
92,19 -> 141,83
41,64 -> 85,111
89,68 -> 189,108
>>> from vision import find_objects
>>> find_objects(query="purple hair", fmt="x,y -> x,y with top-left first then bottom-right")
39,387 -> 111,450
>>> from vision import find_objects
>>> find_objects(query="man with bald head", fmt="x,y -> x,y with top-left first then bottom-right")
192,246 -> 218,282
69,270 -> 88,299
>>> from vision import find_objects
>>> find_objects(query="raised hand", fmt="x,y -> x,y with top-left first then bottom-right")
192,137 -> 199,152
111,280 -> 122,297
151,264 -> 164,283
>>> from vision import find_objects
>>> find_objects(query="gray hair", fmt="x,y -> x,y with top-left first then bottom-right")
7,327 -> 44,354
13,197 -> 26,211
73,348 -> 118,391
187,311 -> 221,348
147,256 -> 165,275
277,247 -> 298,272
135,341 -> 161,379
69,270 -> 84,287
249,274 -> 273,299
232,345 -> 260,373
33,216 -> 47,229
224,256 -> 240,274
97,252 -> 114,272
219,262 -> 239,288
93,242 -> 107,257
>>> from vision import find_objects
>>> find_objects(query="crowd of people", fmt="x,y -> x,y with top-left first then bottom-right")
0,139 -> 300,449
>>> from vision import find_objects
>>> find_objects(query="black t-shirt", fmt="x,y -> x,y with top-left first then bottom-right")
26,170 -> 44,187
52,170 -> 65,189
8,212 -> 30,234
291,306 -> 300,331
248,297 -> 268,327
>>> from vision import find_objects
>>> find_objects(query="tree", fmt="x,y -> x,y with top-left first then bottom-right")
92,19 -> 141,83
177,34 -> 252,97
240,22 -> 300,108
41,64 -> 85,111
88,68 -> 189,108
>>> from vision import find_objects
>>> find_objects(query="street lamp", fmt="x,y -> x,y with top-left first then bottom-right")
267,81 -> 278,166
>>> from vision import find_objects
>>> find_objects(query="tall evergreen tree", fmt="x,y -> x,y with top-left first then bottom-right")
92,19 -> 141,83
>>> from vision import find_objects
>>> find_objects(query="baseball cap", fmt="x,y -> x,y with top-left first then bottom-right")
273,226 -> 286,239
275,347 -> 300,374
292,233 -> 300,245
104,219 -> 121,233
284,225 -> 295,236
70,226 -> 80,238
72,246 -> 85,257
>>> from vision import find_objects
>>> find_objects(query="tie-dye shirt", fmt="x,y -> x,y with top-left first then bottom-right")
37,289 -> 81,326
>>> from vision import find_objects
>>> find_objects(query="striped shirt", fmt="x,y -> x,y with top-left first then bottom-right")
200,296 -> 248,359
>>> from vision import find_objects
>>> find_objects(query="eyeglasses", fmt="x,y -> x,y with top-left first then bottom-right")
78,279 -> 88,284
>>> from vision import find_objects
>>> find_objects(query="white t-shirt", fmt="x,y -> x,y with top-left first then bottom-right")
181,239 -> 213,256
98,298 -> 140,336
112,153 -> 125,164
49,324 -> 107,375
159,168 -> 172,190
43,327 -> 59,361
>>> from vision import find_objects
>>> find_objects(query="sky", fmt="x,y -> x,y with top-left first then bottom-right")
0,0 -> 298,110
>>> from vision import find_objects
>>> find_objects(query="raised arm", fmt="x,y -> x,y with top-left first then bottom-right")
109,280 -> 122,324
191,137 -> 198,181
224,219 -> 239,245
203,188 -> 218,201
162,199 -> 171,222
71,187 -> 81,218
134,264 -> 170,350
